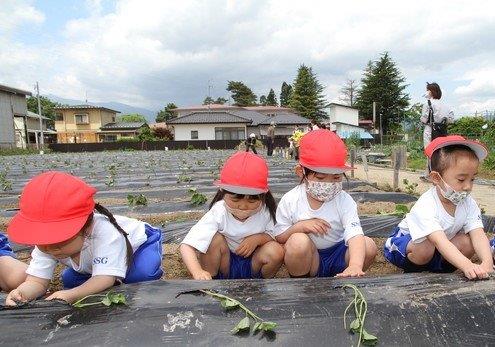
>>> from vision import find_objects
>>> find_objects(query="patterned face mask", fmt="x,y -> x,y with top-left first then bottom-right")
305,180 -> 342,202
225,203 -> 262,220
438,175 -> 470,205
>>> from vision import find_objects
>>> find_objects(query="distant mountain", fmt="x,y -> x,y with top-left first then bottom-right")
45,94 -> 156,122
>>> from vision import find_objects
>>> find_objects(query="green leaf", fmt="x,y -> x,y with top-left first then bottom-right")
361,329 -> 378,346
253,322 -> 262,332
231,316 -> 250,334
349,318 -> 361,333
258,321 -> 277,332
101,297 -> 112,306
220,298 -> 239,310
108,292 -> 126,304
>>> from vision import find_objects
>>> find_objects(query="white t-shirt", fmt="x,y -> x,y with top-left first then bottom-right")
420,99 -> 454,146
273,184 -> 363,249
397,187 -> 483,243
26,213 -> 148,280
181,201 -> 275,253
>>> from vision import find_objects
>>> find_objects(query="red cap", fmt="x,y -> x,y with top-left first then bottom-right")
214,152 -> 269,195
7,171 -> 96,245
299,129 -> 353,174
425,135 -> 488,161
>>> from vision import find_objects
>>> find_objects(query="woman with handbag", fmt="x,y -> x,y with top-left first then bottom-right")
419,82 -> 454,179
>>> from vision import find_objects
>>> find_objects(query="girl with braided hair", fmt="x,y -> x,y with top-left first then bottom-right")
5,171 -> 163,306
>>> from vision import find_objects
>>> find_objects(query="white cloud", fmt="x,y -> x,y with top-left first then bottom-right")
0,0 -> 45,33
1,0 -> 494,113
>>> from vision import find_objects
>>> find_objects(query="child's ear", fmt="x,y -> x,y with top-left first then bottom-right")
429,171 -> 442,185
295,164 -> 304,178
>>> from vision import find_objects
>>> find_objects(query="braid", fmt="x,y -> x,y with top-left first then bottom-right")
94,203 -> 133,267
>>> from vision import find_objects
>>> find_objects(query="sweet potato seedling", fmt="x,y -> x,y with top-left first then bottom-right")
342,284 -> 378,346
72,291 -> 127,309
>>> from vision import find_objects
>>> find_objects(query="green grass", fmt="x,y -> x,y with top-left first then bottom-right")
0,148 -> 50,156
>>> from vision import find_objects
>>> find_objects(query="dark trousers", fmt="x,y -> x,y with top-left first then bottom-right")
245,144 -> 257,154
266,137 -> 274,156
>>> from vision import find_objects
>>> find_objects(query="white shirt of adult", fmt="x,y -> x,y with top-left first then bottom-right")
394,186 -> 483,244
273,184 -> 363,249
420,98 -> 454,147
181,200 -> 275,253
26,213 -> 148,280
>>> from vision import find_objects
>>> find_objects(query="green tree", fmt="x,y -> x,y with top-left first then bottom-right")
259,95 -> 267,106
280,82 -> 292,107
289,65 -> 328,121
203,96 -> 215,105
27,96 -> 61,127
137,126 -> 156,141
226,81 -> 257,106
215,97 -> 228,104
266,88 -> 277,106
355,52 -> 410,135
118,113 -> 147,123
156,103 -> 178,122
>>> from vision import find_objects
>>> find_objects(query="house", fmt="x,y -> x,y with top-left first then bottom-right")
169,106 -> 310,141
0,84 -> 32,148
99,122 -> 148,142
326,103 -> 359,129
54,105 -> 120,143
13,111 -> 57,148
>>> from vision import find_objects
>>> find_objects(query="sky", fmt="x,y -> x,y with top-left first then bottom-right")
1,0 -> 494,115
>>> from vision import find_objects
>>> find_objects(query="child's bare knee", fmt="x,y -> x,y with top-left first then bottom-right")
456,234 -> 474,256
264,242 -> 285,262
285,233 -> 312,257
364,237 -> 378,260
408,240 -> 435,264
207,233 -> 228,253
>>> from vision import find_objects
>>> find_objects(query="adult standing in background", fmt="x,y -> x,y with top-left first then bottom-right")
420,82 -> 454,179
420,82 -> 454,148
266,121 -> 275,156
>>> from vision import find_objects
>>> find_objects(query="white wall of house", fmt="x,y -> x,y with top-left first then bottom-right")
173,123 -> 247,141
334,123 -> 363,133
328,105 -> 359,129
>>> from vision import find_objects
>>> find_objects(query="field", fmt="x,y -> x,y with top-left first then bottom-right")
1,149 -> 495,346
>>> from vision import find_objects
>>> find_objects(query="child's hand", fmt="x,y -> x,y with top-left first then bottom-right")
462,262 -> 489,280
5,288 -> 28,306
235,235 -> 260,258
192,269 -> 212,280
46,290 -> 75,303
481,262 -> 494,274
297,218 -> 330,235
335,265 -> 365,278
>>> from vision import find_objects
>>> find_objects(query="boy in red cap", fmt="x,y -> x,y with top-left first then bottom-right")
180,152 -> 284,280
384,135 -> 493,279
273,129 -> 377,278
0,234 -> 27,292
6,171 -> 163,306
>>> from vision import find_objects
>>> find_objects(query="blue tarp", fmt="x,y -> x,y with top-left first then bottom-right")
337,130 -> 374,139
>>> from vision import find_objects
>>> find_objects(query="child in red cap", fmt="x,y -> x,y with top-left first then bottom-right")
5,171 -> 163,306
384,135 -> 493,279
180,152 -> 284,280
0,234 -> 27,292
273,129 -> 377,278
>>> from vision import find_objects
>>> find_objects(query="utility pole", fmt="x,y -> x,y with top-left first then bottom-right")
207,79 -> 213,112
35,82 -> 44,154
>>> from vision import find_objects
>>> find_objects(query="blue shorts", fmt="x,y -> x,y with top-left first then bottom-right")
316,240 -> 348,277
214,251 -> 261,280
491,237 -> 495,254
384,227 -> 456,273
62,224 -> 164,289
0,233 -> 15,258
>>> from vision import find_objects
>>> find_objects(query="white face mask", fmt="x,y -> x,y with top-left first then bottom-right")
305,180 -> 342,202
438,175 -> 470,205
225,203 -> 262,220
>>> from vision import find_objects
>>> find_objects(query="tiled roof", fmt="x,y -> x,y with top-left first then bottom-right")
167,112 -> 251,124
257,113 -> 311,125
174,104 -> 242,112
244,106 -> 294,112
0,83 -> 32,96
100,122 -> 147,130
54,104 -> 120,113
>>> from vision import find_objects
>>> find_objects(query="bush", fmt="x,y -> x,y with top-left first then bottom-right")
153,127 -> 173,140
0,148 -> 51,156
345,132 -> 361,149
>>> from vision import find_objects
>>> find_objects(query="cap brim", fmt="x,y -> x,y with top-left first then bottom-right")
430,139 -> 488,161
7,213 -> 88,246
302,164 -> 354,174
214,181 -> 268,195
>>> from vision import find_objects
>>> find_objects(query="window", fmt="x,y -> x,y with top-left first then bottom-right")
55,112 -> 64,121
75,114 -> 89,124
191,130 -> 198,139
215,127 -> 245,140
102,134 -> 117,142
112,116 -> 116,122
